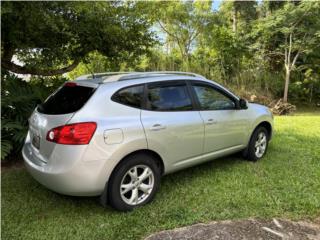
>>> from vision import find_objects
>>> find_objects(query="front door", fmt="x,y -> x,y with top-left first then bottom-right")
190,82 -> 248,153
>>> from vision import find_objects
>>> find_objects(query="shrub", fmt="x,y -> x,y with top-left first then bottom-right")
1,73 -> 66,161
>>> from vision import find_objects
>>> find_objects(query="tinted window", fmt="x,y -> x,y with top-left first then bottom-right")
38,84 -> 95,115
148,84 -> 193,111
193,84 -> 235,110
112,85 -> 144,108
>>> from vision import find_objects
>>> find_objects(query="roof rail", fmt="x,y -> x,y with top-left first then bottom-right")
75,72 -> 136,81
76,71 -> 206,82
102,71 -> 206,82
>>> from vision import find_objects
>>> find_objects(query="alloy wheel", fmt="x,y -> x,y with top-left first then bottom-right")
120,165 -> 154,205
254,132 -> 267,158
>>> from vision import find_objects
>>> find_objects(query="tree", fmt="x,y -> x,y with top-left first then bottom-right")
259,0 -> 286,17
1,1 -> 155,76
147,1 -> 212,71
194,1 -> 254,84
254,1 -> 320,102
219,1 -> 257,34
197,25 -> 248,85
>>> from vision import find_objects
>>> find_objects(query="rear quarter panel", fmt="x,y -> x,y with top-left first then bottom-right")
69,84 -> 148,191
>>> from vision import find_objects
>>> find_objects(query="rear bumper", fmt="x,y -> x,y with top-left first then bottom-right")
22,143 -> 106,196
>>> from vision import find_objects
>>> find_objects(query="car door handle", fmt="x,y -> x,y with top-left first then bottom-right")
150,124 -> 166,131
206,119 -> 218,125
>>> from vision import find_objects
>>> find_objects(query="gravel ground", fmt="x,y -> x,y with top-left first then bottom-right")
145,218 -> 320,240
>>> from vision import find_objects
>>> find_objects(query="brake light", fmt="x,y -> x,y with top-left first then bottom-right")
64,82 -> 77,87
46,122 -> 97,145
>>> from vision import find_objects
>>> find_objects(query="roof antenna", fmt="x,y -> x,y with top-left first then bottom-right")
85,65 -> 95,79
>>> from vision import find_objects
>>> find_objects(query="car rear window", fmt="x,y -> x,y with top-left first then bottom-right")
37,84 -> 95,115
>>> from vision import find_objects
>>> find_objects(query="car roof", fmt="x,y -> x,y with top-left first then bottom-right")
75,71 -> 206,83
73,71 -> 239,100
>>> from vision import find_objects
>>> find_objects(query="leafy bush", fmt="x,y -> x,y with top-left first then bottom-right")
1,73 -> 66,160
289,69 -> 320,104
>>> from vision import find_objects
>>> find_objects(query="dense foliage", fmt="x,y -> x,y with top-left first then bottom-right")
1,74 -> 66,160
68,1 -> 320,104
1,1 -> 154,75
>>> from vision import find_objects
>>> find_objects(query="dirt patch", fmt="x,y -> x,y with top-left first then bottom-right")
145,218 -> 320,240
1,159 -> 24,172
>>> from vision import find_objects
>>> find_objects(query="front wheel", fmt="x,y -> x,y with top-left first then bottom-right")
107,153 -> 161,211
245,126 -> 269,161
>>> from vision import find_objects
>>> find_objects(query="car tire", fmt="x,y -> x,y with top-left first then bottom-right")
107,153 -> 161,211
245,126 -> 269,162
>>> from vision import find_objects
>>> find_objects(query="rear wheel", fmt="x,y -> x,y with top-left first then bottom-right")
107,153 -> 161,211
245,126 -> 269,161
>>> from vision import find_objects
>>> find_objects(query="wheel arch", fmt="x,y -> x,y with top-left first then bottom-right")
110,149 -> 165,179
254,121 -> 273,140
241,120 -> 272,161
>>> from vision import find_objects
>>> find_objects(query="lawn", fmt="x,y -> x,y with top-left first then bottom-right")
2,113 -> 320,240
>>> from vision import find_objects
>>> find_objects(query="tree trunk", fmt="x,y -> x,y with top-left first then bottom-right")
1,42 -> 82,76
283,67 -> 290,103
1,59 -> 80,76
232,8 -> 237,33
185,54 -> 190,72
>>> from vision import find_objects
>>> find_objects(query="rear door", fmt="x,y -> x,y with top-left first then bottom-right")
28,82 -> 97,162
141,81 -> 204,168
190,81 -> 248,153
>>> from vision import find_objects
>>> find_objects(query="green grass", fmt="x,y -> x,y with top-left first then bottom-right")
2,114 -> 320,240
294,105 -> 320,116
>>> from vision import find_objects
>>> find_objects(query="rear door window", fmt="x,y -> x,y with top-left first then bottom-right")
111,85 -> 144,109
147,82 -> 193,111
37,83 -> 95,115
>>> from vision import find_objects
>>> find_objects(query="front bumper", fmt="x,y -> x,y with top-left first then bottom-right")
22,143 -> 106,196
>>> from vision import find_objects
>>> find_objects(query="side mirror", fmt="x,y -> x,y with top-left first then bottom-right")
239,98 -> 248,109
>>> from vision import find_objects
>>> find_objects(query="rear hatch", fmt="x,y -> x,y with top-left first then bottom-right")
28,81 -> 98,163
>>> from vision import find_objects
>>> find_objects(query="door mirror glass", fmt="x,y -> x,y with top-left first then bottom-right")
239,98 -> 248,109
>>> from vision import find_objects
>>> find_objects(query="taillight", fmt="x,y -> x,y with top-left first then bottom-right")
46,122 -> 97,145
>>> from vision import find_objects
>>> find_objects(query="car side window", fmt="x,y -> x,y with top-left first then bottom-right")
112,85 -> 144,109
147,83 -> 193,111
192,84 -> 236,110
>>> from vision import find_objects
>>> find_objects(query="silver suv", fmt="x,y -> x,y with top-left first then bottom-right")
23,72 -> 273,211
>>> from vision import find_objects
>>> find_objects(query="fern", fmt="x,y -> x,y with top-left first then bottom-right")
1,73 -> 66,161
1,139 -> 13,160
